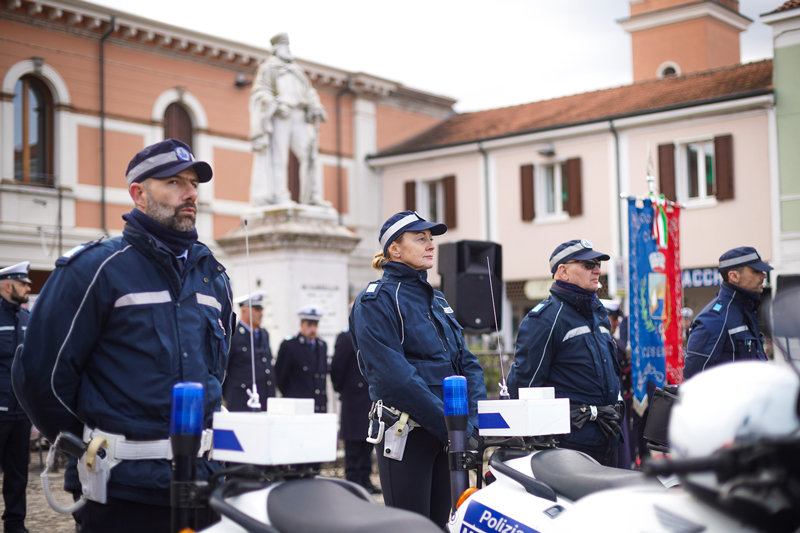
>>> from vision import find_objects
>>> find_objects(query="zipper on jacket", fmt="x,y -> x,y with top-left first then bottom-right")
427,312 -> 447,352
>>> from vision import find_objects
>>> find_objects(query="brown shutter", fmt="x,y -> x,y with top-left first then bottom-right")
658,143 -> 675,202
715,135 -> 734,201
563,158 -> 582,217
520,164 -> 534,221
164,103 -> 193,151
443,175 -> 457,229
404,181 -> 416,211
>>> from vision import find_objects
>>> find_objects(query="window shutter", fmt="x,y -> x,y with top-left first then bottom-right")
658,143 -> 675,201
443,175 -> 457,229
520,164 -> 534,221
563,158 -> 582,217
715,135 -> 734,201
164,103 -> 193,151
404,181 -> 417,211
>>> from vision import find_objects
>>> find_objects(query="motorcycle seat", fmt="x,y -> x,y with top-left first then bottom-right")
267,478 -> 442,533
530,448 -> 664,501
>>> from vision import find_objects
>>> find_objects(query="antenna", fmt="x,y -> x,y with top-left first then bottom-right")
244,218 -> 261,411
487,257 -> 510,399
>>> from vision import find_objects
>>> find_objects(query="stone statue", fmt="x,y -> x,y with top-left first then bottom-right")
249,33 -> 329,206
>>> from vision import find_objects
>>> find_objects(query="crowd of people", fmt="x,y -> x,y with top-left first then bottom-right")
1,139 -> 777,531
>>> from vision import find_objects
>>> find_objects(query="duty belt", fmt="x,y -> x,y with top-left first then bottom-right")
83,425 -> 214,462
366,400 -> 419,444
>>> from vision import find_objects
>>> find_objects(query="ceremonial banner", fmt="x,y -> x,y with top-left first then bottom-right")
628,198 -> 682,412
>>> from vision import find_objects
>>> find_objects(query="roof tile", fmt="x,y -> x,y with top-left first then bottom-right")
377,60 -> 773,157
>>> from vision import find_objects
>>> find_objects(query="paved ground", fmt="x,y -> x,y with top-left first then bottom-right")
1,447 -> 382,532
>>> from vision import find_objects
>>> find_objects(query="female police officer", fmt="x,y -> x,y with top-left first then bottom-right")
349,210 -> 486,527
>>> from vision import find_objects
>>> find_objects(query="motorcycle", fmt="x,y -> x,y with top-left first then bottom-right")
446,285 -> 800,533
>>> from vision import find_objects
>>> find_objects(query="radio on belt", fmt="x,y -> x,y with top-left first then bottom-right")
212,398 -> 337,465
477,387 -> 570,437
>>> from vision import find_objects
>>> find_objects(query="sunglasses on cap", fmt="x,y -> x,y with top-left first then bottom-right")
566,259 -> 601,270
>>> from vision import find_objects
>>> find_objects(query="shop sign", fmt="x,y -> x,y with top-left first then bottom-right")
682,268 -> 722,288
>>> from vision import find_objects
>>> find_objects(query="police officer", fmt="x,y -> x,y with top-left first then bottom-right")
349,210 -> 486,527
0,262 -> 32,533
224,291 -> 275,411
275,306 -> 328,413
330,327 -> 380,494
507,239 -> 621,466
685,247 -> 772,379
12,139 -> 234,533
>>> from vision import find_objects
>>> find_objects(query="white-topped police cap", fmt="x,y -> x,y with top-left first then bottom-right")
234,290 -> 266,308
549,239 -> 610,274
125,139 -> 212,187
718,246 -> 773,272
378,210 -> 447,255
681,307 -> 694,319
0,261 -> 31,283
600,299 -> 621,317
298,305 -> 323,322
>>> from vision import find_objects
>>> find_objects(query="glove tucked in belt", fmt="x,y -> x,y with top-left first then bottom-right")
570,404 -> 621,440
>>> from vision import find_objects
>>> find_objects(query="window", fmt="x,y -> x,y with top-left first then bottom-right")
520,158 -> 582,221
13,75 -> 53,186
164,102 -> 193,150
659,136 -> 733,203
404,175 -> 457,229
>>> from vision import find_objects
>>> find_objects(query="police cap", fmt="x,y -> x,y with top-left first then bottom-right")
718,247 -> 773,273
600,299 -> 621,317
549,239 -> 610,274
379,211 -> 447,255
298,305 -> 323,322
234,290 -> 266,308
0,261 -> 32,284
125,139 -> 212,187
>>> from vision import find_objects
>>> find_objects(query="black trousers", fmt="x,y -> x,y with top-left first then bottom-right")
73,496 -> 218,533
0,418 -> 31,531
344,439 -> 374,487
375,426 -> 450,528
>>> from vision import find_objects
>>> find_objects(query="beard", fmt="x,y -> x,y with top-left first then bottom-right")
10,284 -> 28,304
145,191 -> 196,232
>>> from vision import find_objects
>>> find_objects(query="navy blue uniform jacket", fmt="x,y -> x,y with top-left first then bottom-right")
275,334 -> 328,412
507,287 -> 620,450
330,330 -> 371,441
1,297 -> 29,421
684,282 -> 767,380
349,262 -> 486,445
11,226 -> 234,505
223,322 -> 275,411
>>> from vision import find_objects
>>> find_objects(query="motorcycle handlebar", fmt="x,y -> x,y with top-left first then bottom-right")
643,454 -> 729,476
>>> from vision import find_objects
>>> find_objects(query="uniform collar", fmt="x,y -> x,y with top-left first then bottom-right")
550,285 -> 603,319
721,281 -> 762,305
0,296 -> 21,314
382,261 -> 429,282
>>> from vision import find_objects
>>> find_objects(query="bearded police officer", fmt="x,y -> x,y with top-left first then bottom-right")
0,262 -> 32,533
275,306 -> 328,413
507,239 -> 622,466
224,291 -> 276,411
685,247 -> 772,379
12,139 -> 234,533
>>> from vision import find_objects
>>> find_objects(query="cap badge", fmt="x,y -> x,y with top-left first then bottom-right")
581,239 -> 593,249
175,147 -> 192,162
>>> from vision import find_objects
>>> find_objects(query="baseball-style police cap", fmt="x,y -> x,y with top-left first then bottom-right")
234,291 -> 266,308
549,239 -> 610,274
379,211 -> 447,255
0,261 -> 32,284
298,305 -> 324,322
718,247 -> 773,272
125,139 -> 212,187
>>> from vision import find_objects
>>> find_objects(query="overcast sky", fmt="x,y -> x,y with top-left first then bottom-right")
89,0 -> 781,112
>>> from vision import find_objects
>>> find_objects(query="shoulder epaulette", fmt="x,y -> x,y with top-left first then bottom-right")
284,335 -> 295,341
361,281 -> 383,301
528,299 -> 552,316
711,302 -> 724,313
56,238 -> 105,266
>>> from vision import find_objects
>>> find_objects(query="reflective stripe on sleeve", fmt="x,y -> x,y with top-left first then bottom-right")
196,293 -> 222,311
114,290 -> 172,308
563,325 -> 591,342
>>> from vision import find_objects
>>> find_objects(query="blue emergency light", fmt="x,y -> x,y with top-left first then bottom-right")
444,375 -> 468,417
170,382 -> 204,436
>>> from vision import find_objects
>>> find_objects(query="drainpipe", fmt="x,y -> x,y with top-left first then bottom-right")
99,16 -> 115,237
478,142 -> 490,240
610,120 -> 623,300
335,76 -> 352,226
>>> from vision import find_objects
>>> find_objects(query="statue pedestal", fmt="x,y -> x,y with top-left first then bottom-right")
217,204 -> 360,356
